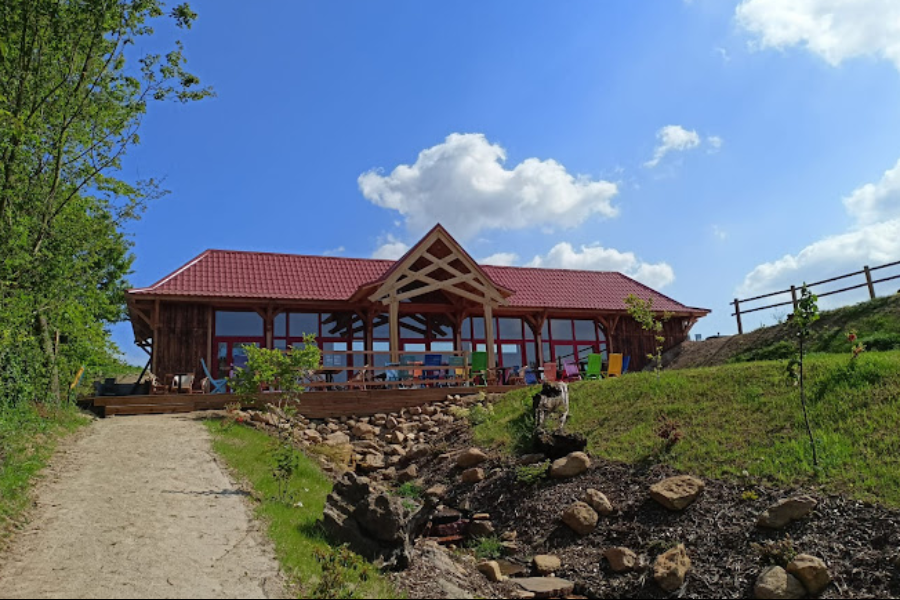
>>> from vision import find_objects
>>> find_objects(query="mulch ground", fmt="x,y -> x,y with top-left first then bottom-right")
406,422 -> 900,599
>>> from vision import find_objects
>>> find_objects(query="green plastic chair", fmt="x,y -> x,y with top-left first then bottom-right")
470,351 -> 489,386
448,355 -> 466,385
584,353 -> 603,380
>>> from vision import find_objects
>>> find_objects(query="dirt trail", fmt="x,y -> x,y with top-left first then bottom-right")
0,414 -> 285,599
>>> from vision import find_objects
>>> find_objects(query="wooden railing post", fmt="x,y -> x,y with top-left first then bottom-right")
864,265 -> 876,299
734,298 -> 743,335
790,285 -> 798,311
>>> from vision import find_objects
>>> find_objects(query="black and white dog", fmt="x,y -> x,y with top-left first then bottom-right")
532,381 -> 570,431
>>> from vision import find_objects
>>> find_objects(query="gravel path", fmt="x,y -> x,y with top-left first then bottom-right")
0,414 -> 285,599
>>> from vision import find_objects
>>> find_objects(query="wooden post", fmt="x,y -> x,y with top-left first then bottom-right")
483,303 -> 495,376
364,309 -> 375,356
532,317 -> 544,365
264,306 -> 274,349
206,305 -> 213,373
389,296 -> 400,363
864,265 -> 876,299
790,285 -> 798,311
733,298 -> 743,335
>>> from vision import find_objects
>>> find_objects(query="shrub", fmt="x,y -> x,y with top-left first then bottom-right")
468,404 -> 493,427
309,545 -> 374,599
752,537 -> 798,567
516,461 -> 550,485
395,482 -> 423,498
470,535 -> 504,559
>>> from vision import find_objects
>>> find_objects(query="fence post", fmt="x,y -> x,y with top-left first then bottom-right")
734,298 -> 743,335
864,265 -> 876,299
790,285 -> 798,311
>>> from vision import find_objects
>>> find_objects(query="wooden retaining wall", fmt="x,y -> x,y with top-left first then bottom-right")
89,385 -> 521,418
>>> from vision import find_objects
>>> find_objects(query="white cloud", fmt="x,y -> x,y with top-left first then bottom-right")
371,234 -> 410,260
527,242 -> 676,289
707,135 -> 724,152
712,224 -> 728,240
358,133 -> 619,240
644,125 -> 702,168
736,0 -> 900,72
323,246 -> 345,256
739,156 -> 900,297
843,157 -> 900,226
480,252 -> 519,266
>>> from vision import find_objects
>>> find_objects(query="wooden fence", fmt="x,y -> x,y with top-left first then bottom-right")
731,260 -> 900,334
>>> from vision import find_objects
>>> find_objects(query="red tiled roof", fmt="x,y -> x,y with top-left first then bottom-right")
130,249 -> 708,315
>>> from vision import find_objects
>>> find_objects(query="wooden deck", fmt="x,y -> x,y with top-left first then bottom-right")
86,385 -> 523,418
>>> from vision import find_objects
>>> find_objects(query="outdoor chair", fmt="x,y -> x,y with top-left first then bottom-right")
506,365 -> 525,386
448,355 -> 467,385
621,355 -> 631,375
584,353 -> 603,380
524,368 -> 539,385
561,359 -> 582,382
470,351 -> 491,386
347,364 -> 369,390
603,353 -> 624,378
201,358 -> 228,394
422,354 -> 443,384
400,355 -> 421,388
542,362 -> 558,382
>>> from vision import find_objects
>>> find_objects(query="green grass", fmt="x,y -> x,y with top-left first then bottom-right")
205,421 -> 401,599
0,402 -> 88,538
475,351 -> 900,506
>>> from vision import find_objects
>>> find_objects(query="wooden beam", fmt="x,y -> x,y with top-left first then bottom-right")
206,305 -> 213,372
484,302 -> 495,374
389,295 -> 400,363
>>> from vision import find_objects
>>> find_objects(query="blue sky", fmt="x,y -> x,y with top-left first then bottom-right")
115,0 -> 900,363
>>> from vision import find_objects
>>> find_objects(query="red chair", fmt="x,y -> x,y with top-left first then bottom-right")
542,362 -> 558,382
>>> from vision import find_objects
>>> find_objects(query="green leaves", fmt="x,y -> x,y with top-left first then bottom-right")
228,335 -> 322,406
625,294 -> 672,380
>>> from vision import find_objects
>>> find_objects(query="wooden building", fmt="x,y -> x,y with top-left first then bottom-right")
126,225 -> 709,386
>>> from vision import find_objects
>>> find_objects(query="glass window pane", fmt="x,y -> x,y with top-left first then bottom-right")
400,316 -> 426,339
289,313 -> 319,338
524,322 -> 535,340
573,320 -> 597,341
274,339 -> 287,350
498,318 -> 523,340
551,319 -> 573,340
542,342 -> 551,363
321,313 -> 352,338
501,343 -> 522,368
555,345 -> 575,364
373,342 -> 391,368
274,313 -> 286,337
430,316 -> 454,340
215,311 -> 263,337
461,318 -> 472,340
432,341 -> 454,352
472,317 -> 485,339
373,316 -> 390,339
541,321 -> 550,338
526,341 -> 536,368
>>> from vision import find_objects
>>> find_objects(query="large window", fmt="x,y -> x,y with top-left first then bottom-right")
541,319 -> 607,369
272,312 -> 364,383
461,316 -> 534,368
213,311 -> 265,378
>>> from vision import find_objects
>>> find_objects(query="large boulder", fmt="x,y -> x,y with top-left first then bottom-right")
533,554 -> 561,575
786,554 -> 831,595
549,451 -> 591,479
461,468 -> 485,483
757,496 -> 817,529
583,489 -> 614,516
533,431 -> 587,459
561,501 -> 598,535
321,472 -> 425,570
754,566 -> 806,599
513,577 -> 575,599
650,475 -> 705,511
654,544 -> 691,592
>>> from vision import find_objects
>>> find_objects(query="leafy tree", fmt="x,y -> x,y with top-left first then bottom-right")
228,338 -> 322,408
0,1 -> 212,404
787,284 -> 820,467
624,294 -> 672,380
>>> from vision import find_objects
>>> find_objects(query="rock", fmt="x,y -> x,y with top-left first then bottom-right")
407,443 -> 433,460
386,444 -> 406,457
424,484 -> 448,501
650,475 -> 705,511
303,429 -> 323,444
477,560 -> 505,582
496,559 -> 528,577
533,431 -> 587,459
549,451 -> 591,479
322,472 -> 426,570
532,554 -> 561,575
381,467 -> 397,481
461,468 -> 485,483
397,464 -> 418,483
386,416 -> 399,429
384,430 -> 406,445
472,512 -> 490,521
654,544 -> 691,592
561,501 -> 598,535
351,440 -> 381,453
324,431 -> 351,446
432,506 -> 463,525
754,566 -> 806,599
358,453 -> 385,472
468,520 -> 495,538
604,547 -> 638,572
758,496 -> 818,529
501,530 -> 517,542
457,448 -> 489,468
786,554 -> 831,595
583,489 -> 614,516
513,577 -> 575,599
352,423 -> 377,440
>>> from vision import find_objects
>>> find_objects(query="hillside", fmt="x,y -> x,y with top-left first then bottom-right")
666,294 -> 900,370
475,351 -> 900,505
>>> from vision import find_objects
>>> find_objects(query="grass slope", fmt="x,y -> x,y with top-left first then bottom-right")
475,351 -> 900,506
205,421 -> 400,599
0,403 -> 87,539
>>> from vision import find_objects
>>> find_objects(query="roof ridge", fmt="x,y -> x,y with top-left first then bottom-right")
483,264 -> 616,275
204,248 -> 394,264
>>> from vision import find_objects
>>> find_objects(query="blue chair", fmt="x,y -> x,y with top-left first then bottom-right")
385,363 -> 400,386
201,358 -> 228,394
422,354 -> 443,384
621,355 -> 631,375
524,368 -> 539,385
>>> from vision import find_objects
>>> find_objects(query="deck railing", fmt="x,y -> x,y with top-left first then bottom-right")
303,349 -> 474,390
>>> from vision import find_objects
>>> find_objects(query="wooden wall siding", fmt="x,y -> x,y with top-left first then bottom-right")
154,302 -> 209,380
610,317 -> 689,372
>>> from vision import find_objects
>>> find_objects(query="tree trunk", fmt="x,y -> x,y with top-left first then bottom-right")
37,312 -> 60,402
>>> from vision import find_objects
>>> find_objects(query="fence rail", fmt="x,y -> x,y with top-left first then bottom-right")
731,260 -> 900,334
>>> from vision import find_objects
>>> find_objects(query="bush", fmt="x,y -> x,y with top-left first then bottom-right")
468,404 -> 493,427
470,535 -> 504,559
395,482 -> 423,498
858,333 -> 900,352
516,461 -> 549,485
